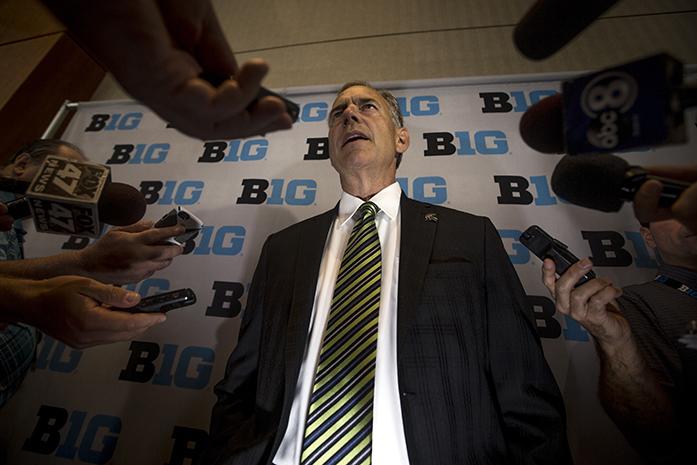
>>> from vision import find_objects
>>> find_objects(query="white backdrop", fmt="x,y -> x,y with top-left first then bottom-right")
1,73 -> 695,465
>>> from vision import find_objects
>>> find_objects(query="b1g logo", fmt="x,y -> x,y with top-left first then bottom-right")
119,341 -> 215,390
197,139 -> 268,163
23,405 -> 121,464
84,113 -> 142,131
236,179 -> 316,205
479,90 -> 557,113
580,71 -> 638,149
140,180 -> 204,205
423,131 -> 509,156
396,95 -> 440,117
106,143 -> 170,164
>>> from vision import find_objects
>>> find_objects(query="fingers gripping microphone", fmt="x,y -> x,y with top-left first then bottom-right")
551,153 -> 691,212
1,156 -> 146,237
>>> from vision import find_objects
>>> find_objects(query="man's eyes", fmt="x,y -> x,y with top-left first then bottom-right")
329,103 -> 378,120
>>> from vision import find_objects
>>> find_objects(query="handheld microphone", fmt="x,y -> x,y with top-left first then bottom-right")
519,54 -> 694,155
551,153 -> 691,212
514,0 -> 619,60
0,156 -> 146,237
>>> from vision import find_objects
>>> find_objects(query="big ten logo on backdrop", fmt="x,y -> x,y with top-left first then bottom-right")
422,130 -> 510,156
117,340 -> 214,390
498,228 -> 657,342
479,89 -> 557,113
236,178 -> 317,205
296,95 -> 440,124
23,405 -> 121,464
196,139 -> 269,163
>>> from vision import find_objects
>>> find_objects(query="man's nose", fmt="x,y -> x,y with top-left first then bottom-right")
342,105 -> 360,125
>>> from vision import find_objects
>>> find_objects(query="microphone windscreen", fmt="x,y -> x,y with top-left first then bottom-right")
98,182 -> 147,226
519,94 -> 565,153
551,153 -> 628,212
513,0 -> 619,60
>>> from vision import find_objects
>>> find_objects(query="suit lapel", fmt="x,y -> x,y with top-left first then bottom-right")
397,195 -> 437,356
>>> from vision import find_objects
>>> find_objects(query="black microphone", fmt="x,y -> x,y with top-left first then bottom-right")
519,54 -> 694,155
6,182 -> 145,226
551,153 -> 691,212
514,0 -> 619,60
0,156 -> 146,236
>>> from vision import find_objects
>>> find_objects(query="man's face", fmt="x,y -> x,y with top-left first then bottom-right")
642,219 -> 697,269
7,145 -> 85,182
328,86 -> 408,178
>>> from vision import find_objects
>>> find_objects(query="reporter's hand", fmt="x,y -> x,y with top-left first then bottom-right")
22,276 -> 165,349
79,220 -> 185,285
542,258 -> 629,348
42,0 -> 293,140
0,202 -> 12,231
633,165 -> 697,233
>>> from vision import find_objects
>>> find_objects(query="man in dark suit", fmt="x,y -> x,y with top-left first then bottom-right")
204,81 -> 571,465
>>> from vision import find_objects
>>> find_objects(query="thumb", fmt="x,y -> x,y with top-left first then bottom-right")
80,282 -> 142,308
633,180 -> 663,224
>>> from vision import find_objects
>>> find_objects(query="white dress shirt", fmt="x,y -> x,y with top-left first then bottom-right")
273,182 -> 410,465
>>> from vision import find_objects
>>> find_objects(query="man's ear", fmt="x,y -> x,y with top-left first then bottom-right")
395,127 -> 410,154
640,225 -> 656,250
9,153 -> 31,178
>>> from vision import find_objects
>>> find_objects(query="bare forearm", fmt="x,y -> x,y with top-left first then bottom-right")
0,277 -> 41,323
0,251 -> 84,280
596,337 -> 677,457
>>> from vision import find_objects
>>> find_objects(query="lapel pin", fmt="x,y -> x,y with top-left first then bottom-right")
424,212 -> 438,223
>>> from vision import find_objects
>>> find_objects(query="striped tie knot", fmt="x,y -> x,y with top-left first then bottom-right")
358,202 -> 378,221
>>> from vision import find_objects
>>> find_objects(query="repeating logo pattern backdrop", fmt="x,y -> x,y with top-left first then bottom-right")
1,74 -> 695,465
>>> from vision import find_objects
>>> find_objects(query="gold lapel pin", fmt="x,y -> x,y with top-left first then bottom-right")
424,212 -> 438,223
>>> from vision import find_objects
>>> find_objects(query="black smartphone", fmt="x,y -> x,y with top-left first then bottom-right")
519,225 -> 596,286
199,72 -> 300,122
120,288 -> 197,313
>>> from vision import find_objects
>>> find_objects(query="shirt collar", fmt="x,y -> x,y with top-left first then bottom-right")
658,263 -> 697,290
338,182 -> 401,228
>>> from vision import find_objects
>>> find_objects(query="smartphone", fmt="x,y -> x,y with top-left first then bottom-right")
199,72 -> 300,122
120,288 -> 197,313
154,207 -> 203,246
519,225 -> 596,286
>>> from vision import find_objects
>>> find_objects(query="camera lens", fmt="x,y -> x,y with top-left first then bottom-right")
178,211 -> 190,220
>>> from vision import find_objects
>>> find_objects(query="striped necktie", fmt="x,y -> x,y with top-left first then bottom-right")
301,201 -> 382,465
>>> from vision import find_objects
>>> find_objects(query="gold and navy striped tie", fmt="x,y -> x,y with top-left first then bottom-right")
301,201 -> 381,465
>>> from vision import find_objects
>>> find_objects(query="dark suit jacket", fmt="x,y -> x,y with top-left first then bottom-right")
204,195 -> 572,465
